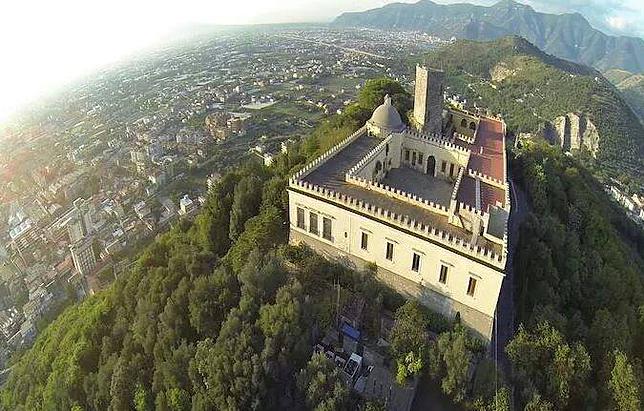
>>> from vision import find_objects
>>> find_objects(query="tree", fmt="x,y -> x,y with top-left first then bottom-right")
238,250 -> 287,303
296,353 -> 349,411
258,281 -> 310,406
476,386 -> 511,411
133,384 -> 152,411
261,176 -> 288,214
191,311 -> 265,410
365,400 -> 386,411
608,351 -> 641,411
427,325 -> 473,402
396,351 -> 424,385
229,175 -> 263,241
188,266 -> 239,337
356,77 -> 412,120
226,206 -> 285,274
524,392 -> 554,411
390,300 -> 428,361
191,172 -> 238,256
506,322 -> 591,409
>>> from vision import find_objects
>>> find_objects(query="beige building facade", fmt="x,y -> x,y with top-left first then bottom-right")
288,66 -> 510,342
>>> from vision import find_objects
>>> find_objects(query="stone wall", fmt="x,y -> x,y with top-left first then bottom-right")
413,65 -> 445,135
290,229 -> 495,342
448,109 -> 479,138
288,189 -> 505,326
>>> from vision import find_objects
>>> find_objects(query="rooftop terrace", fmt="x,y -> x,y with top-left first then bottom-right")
302,130 -> 503,255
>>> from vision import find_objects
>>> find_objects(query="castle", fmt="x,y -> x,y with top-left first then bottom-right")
288,65 -> 510,341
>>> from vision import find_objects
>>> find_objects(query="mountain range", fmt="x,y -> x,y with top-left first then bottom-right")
333,0 -> 644,74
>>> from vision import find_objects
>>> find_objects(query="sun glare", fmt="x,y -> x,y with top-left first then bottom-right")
0,0 -> 413,126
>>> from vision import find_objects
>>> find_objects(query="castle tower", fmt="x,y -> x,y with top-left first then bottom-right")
413,65 -> 444,135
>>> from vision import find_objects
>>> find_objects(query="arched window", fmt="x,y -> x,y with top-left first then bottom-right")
469,121 -> 476,130
373,160 -> 382,180
460,118 -> 467,128
426,156 -> 436,176
385,143 -> 389,156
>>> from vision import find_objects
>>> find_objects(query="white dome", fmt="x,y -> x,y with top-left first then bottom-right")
368,94 -> 403,131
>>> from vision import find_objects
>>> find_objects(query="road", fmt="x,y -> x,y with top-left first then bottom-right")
491,176 -> 528,375
279,35 -> 391,60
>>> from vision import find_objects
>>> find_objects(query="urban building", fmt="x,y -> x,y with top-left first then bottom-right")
70,237 -> 98,276
179,195 -> 195,216
288,65 -> 510,341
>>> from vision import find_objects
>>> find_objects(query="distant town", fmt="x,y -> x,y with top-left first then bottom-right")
0,27 -> 449,370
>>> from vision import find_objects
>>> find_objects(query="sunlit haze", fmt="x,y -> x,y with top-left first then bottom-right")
0,0 -> 642,125
0,0 -> 417,125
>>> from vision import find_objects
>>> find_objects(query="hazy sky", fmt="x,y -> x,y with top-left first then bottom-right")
0,0 -> 642,125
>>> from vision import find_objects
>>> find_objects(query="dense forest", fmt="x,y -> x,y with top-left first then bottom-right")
425,36 -> 644,185
2,71 -> 644,410
507,140 -> 644,410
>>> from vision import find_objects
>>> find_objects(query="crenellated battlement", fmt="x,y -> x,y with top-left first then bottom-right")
454,132 -> 475,144
451,166 -> 465,201
401,129 -> 470,154
467,169 -> 505,189
458,202 -> 488,219
290,126 -> 367,182
289,177 -> 505,268
345,134 -> 392,177
345,174 -> 450,216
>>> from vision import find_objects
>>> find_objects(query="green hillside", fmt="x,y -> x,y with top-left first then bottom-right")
508,140 -> 644,409
425,36 -> 644,183
604,69 -> 644,123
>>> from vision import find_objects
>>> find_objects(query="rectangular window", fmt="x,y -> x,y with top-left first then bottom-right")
449,163 -> 455,177
467,277 -> 477,296
418,153 -> 423,164
404,150 -> 410,161
411,253 -> 421,272
412,151 -> 417,165
385,242 -> 394,261
441,160 -> 447,173
309,212 -> 318,235
439,265 -> 448,284
322,217 -> 332,241
361,232 -> 368,250
296,207 -> 305,229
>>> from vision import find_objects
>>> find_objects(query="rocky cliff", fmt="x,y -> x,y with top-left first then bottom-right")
550,113 -> 600,157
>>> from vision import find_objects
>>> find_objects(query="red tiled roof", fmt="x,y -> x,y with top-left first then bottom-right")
466,118 -> 504,180
455,117 -> 506,210
480,182 -> 505,211
457,175 -> 476,207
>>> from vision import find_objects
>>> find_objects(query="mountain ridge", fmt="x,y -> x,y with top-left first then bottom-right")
422,36 -> 644,182
604,69 -> 644,123
333,0 -> 644,73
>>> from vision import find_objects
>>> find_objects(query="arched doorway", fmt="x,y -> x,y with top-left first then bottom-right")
426,156 -> 436,176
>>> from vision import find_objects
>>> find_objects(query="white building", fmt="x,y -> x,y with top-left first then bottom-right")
179,195 -> 195,216
70,237 -> 97,276
287,67 -> 510,342
134,201 -> 151,219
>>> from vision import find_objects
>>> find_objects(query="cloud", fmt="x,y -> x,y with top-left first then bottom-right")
606,16 -> 628,31
518,0 -> 643,37
436,0 -> 643,37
